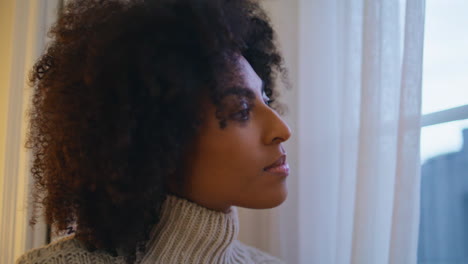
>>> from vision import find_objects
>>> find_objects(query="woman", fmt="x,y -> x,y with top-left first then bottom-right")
16,0 -> 291,263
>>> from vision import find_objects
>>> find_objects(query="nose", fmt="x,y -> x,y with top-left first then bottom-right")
263,108 -> 292,145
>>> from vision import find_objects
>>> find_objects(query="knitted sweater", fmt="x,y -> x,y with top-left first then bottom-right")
15,194 -> 285,264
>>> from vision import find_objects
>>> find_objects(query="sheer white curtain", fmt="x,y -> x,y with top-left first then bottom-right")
238,0 -> 426,264
296,0 -> 425,263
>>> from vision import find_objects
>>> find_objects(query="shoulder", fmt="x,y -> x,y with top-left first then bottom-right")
235,240 -> 286,264
15,235 -> 125,264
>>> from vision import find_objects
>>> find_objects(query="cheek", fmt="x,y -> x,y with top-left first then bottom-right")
195,126 -> 263,178
203,139 -> 252,168
190,105 -> 267,180
218,123 -> 259,152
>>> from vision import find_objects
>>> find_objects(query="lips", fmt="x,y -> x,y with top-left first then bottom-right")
264,155 -> 286,171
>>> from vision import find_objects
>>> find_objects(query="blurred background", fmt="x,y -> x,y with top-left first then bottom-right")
1,0 -> 467,264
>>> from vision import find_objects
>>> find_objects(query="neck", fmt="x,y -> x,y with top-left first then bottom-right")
166,187 -> 233,213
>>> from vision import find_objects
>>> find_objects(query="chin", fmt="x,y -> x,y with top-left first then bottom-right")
265,186 -> 288,208
240,183 -> 288,209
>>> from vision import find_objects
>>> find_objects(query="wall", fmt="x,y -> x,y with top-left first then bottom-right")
0,0 -> 15,223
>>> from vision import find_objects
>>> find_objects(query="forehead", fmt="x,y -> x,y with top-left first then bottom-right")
230,55 -> 264,96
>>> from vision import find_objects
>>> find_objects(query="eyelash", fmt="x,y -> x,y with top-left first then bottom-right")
265,99 -> 275,106
231,99 -> 275,122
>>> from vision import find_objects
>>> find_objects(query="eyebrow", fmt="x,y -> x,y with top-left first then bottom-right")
219,86 -> 255,100
219,79 -> 265,100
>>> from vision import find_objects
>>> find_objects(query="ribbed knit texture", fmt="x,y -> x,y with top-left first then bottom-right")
16,194 -> 285,264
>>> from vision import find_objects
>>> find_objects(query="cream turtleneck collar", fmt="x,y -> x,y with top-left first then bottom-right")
140,194 -> 240,263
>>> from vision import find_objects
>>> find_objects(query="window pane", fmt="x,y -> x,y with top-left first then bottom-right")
420,119 -> 468,163
421,0 -> 468,115
418,119 -> 468,264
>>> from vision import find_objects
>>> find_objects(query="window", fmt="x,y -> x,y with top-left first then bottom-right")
417,1 -> 468,263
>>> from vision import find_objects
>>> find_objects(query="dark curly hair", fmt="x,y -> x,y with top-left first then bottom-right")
26,0 -> 289,262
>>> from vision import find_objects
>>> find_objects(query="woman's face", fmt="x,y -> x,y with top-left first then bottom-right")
170,55 -> 291,213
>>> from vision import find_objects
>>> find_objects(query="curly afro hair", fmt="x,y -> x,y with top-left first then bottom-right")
26,0 -> 289,262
